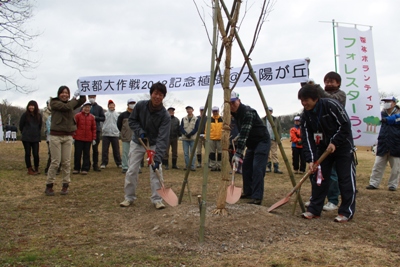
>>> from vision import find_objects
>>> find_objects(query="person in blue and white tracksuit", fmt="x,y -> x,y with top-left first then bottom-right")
298,84 -> 356,223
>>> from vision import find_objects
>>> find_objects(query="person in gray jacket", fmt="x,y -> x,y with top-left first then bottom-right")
120,82 -> 170,209
100,100 -> 122,169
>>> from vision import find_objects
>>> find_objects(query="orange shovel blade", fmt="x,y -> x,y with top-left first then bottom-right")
226,184 -> 241,204
157,186 -> 179,207
267,195 -> 291,212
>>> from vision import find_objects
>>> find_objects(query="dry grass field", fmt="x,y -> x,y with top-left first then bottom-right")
0,139 -> 399,267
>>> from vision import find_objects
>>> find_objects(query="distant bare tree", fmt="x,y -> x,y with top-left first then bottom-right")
0,0 -> 38,93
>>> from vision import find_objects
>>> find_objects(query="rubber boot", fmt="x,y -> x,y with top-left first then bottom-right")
196,154 -> 202,168
274,163 -> 283,174
162,159 -> 169,170
45,183 -> 55,196
172,159 -> 179,169
61,183 -> 69,195
27,167 -> 38,175
266,162 -> 271,173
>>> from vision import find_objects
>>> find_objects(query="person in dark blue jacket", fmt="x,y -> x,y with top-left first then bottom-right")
366,96 -> 400,191
298,84 -> 356,223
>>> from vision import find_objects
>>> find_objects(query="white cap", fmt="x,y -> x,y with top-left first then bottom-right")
127,98 -> 136,104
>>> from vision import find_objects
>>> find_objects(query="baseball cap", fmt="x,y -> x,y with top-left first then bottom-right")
127,98 -> 136,104
212,106 -> 219,111
185,106 -> 194,110
167,107 -> 175,111
294,116 -> 301,121
230,91 -> 239,101
82,101 -> 91,107
381,96 -> 397,102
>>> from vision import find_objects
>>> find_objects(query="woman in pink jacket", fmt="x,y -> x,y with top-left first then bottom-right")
73,101 -> 96,175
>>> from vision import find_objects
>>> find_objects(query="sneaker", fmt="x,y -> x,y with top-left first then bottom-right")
81,171 -> 88,175
366,185 -> 377,190
305,201 -> 310,207
120,200 -> 133,207
72,170 -> 79,174
100,165 -> 106,169
323,202 -> 338,211
302,211 -> 319,219
154,201 -> 165,210
334,214 -> 350,223
389,186 -> 397,191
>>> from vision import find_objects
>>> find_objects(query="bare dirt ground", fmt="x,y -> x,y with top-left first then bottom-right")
0,140 -> 399,266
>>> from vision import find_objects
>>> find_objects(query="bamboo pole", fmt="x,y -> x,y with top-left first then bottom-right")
199,0 -> 219,243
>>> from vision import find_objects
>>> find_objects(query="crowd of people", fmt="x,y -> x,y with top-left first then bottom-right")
3,70 -> 399,218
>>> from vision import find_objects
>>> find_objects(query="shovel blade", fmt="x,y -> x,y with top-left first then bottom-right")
157,186 -> 179,207
267,195 -> 290,212
226,185 -> 242,204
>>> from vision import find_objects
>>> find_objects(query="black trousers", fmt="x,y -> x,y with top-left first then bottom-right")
74,140 -> 92,171
91,131 -> 101,168
292,147 -> 306,172
164,138 -> 178,161
307,146 -> 356,219
101,136 -> 121,166
22,141 -> 40,168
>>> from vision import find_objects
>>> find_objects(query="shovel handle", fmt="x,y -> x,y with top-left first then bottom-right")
287,148 -> 332,197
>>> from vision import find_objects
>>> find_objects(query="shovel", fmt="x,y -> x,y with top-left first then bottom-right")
138,138 -> 178,207
226,140 -> 241,204
226,167 -> 241,204
267,149 -> 332,212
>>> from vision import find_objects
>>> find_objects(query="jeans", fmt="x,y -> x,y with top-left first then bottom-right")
182,140 -> 195,169
327,164 -> 340,205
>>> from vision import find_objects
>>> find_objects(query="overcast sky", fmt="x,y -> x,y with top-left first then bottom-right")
1,0 -> 400,119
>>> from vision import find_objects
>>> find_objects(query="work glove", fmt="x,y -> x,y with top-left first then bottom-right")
381,117 -> 387,123
73,89 -> 80,98
232,155 -> 243,170
140,133 -> 146,139
152,161 -> 160,171
92,140 -> 96,146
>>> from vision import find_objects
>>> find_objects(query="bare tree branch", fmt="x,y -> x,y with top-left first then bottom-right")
0,0 -> 39,93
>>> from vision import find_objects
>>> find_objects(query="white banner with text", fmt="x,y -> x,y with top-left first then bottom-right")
77,58 -> 308,95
